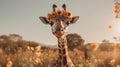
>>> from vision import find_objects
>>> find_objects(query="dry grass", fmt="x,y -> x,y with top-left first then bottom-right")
0,44 -> 120,67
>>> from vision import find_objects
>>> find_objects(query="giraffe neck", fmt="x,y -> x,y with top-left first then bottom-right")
57,35 -> 74,67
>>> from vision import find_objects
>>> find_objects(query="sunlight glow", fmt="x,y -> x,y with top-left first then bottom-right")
115,19 -> 120,33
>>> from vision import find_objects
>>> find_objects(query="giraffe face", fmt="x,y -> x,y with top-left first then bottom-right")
49,16 -> 71,37
39,4 -> 79,37
39,16 -> 79,37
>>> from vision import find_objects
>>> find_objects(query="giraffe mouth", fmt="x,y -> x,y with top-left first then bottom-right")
53,30 -> 66,37
55,30 -> 64,34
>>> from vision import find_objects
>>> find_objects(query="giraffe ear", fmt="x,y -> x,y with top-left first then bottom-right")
70,16 -> 79,24
39,16 -> 49,24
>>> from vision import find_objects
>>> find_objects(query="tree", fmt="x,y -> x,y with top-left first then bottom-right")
0,34 -> 24,54
9,34 -> 22,42
99,39 -> 111,51
66,33 -> 84,51
0,34 -> 16,54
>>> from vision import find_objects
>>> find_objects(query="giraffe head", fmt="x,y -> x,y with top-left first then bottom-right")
39,4 -> 79,38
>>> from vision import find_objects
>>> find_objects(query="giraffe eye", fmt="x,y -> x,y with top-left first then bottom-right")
50,21 -> 54,26
66,21 -> 69,25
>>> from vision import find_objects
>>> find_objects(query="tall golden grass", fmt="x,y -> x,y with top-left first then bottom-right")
0,43 -> 120,67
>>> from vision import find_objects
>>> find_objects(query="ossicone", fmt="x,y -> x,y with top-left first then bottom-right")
53,4 -> 57,12
62,4 -> 66,11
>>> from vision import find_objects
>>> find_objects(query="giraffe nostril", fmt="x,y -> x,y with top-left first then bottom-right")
56,28 -> 61,31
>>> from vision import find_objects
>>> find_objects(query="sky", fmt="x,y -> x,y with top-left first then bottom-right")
0,0 -> 120,45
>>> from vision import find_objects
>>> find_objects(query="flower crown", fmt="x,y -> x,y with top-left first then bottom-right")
46,4 -> 72,21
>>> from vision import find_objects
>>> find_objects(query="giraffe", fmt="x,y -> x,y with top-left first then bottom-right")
39,4 -> 79,67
